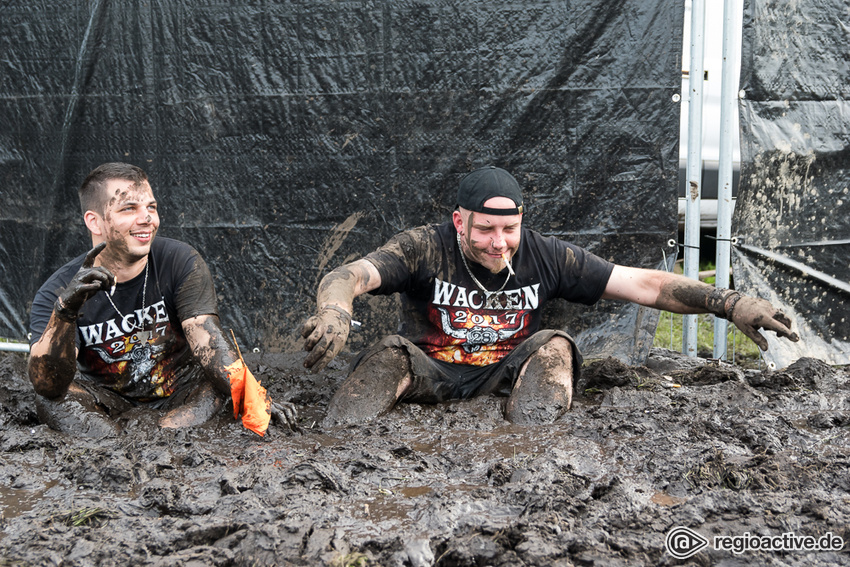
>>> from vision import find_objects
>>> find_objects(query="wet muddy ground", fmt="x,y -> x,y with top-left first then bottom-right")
1,348 -> 849,566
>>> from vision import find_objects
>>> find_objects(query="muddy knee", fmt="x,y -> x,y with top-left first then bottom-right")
505,337 -> 573,425
36,383 -> 123,438
160,382 -> 223,429
323,346 -> 412,427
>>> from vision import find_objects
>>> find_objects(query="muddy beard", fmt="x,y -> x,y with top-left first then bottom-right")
460,234 -> 505,274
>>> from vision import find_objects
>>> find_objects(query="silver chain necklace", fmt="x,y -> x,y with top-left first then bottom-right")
457,232 -> 511,294
105,258 -> 149,331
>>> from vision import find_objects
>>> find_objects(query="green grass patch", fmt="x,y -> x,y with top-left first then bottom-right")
51,507 -> 115,528
653,311 -> 763,368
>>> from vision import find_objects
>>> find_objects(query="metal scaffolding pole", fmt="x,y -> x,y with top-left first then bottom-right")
683,0 -> 706,356
713,0 -> 742,359
0,342 -> 30,353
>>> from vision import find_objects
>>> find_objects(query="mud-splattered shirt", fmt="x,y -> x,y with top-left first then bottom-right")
365,222 -> 615,366
29,237 -> 218,401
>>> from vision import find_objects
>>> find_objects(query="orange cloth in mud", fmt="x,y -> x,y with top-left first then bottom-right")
225,360 -> 271,436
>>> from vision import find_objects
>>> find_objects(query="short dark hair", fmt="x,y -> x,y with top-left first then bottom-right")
79,162 -> 149,216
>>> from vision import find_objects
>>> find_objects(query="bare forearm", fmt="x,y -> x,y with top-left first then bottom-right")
301,260 -> 381,372
28,243 -> 117,399
605,267 -> 737,317
28,316 -> 78,399
604,266 -> 797,351
660,274 -> 798,350
183,315 -> 239,398
656,276 -> 738,318
316,260 -> 378,312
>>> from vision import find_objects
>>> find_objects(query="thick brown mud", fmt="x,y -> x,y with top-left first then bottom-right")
1,348 -> 849,566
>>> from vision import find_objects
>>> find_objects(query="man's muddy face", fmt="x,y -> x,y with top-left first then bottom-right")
454,197 -> 522,274
95,179 -> 159,263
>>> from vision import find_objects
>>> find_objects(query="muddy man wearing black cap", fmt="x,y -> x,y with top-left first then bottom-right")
303,165 -> 799,426
28,162 -> 297,437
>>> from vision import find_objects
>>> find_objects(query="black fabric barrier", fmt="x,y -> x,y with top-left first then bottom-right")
1,1 -> 683,365
735,0 -> 850,368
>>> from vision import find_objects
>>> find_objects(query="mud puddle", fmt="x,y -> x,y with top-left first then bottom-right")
1,349 -> 849,565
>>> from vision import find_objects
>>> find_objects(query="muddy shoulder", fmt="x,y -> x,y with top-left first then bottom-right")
1,349 -> 848,566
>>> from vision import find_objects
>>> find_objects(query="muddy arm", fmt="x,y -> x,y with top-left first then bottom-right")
182,314 -> 241,398
316,258 -> 383,314
602,265 -> 799,350
183,314 -> 299,429
29,243 -> 114,399
302,259 -> 382,371
602,266 -> 717,314
28,316 -> 79,400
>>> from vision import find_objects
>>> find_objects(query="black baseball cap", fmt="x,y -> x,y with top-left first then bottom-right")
457,165 -> 524,215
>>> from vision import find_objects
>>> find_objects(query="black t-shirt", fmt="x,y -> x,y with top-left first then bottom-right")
29,237 -> 218,401
364,221 -> 615,366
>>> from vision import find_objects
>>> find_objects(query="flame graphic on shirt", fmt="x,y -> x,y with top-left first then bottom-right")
424,307 -> 528,365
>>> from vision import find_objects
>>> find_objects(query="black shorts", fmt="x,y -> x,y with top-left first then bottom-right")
350,330 -> 581,404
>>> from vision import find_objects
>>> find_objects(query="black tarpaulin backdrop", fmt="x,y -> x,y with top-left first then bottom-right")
1,0 -> 683,365
735,0 -> 850,368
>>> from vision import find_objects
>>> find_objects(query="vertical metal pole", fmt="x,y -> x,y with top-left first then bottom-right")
713,0 -> 742,359
683,0 -> 706,356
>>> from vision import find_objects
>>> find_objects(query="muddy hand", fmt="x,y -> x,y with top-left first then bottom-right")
301,306 -> 351,372
54,243 -> 116,322
270,401 -> 300,434
729,296 -> 800,351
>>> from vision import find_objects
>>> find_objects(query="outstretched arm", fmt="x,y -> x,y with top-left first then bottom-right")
28,243 -> 115,399
602,265 -> 799,350
302,258 -> 382,371
182,314 -> 297,429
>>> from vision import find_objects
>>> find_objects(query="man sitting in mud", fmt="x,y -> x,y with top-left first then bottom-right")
302,165 -> 800,426
29,162 -> 297,437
